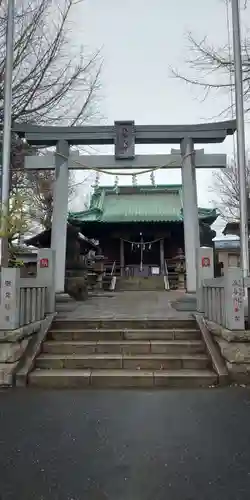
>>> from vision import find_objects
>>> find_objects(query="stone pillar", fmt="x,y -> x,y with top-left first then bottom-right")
120,238 -> 124,276
224,268 -> 244,330
51,140 -> 69,293
181,137 -> 200,293
160,239 -> 165,274
0,268 -> 20,331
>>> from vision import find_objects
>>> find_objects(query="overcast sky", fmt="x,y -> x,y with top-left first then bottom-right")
70,0 -> 250,234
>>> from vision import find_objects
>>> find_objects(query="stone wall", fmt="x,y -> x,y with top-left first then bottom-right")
0,314 -> 54,386
206,319 -> 250,383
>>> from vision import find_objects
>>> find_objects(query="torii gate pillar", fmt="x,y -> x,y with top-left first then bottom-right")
181,138 -> 200,293
51,140 -> 69,293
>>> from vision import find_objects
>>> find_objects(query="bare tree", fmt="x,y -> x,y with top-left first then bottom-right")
26,168 -> 93,230
171,3 -> 250,221
211,157 -> 250,221
172,2 -> 250,117
0,0 -> 102,125
0,0 -> 102,232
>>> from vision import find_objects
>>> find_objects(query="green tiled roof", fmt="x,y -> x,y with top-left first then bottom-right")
69,185 -> 217,225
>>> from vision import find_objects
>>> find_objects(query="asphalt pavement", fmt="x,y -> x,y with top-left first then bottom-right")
1,388 -> 250,500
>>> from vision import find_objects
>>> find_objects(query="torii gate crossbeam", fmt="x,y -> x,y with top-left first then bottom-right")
14,120 -> 236,145
24,150 -> 227,170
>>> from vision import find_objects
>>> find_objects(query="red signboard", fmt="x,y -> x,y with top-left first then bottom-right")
201,257 -> 210,268
40,258 -> 49,268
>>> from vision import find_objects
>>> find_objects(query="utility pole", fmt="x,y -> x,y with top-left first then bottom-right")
231,0 -> 249,276
1,0 -> 15,266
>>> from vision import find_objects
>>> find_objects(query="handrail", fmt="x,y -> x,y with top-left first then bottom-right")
164,260 -> 170,290
164,259 -> 168,276
111,261 -> 116,276
203,277 -> 224,288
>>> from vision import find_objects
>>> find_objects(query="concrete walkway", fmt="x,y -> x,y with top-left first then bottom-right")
56,291 -> 194,320
1,388 -> 250,499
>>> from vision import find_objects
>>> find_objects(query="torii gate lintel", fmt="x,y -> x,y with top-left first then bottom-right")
14,119 -> 236,146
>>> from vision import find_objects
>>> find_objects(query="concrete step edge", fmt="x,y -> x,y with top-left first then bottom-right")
44,340 -> 204,346
52,322 -> 198,329
29,368 -> 217,378
38,353 -> 209,361
28,369 -> 218,387
49,328 -> 199,334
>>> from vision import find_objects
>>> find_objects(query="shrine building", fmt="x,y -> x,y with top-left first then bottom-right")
68,184 -> 217,287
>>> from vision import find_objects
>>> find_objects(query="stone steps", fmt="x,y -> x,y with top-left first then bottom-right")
43,339 -> 206,355
27,318 -> 218,389
36,353 -> 210,370
29,369 -> 217,388
48,329 -> 201,341
51,319 -> 198,330
116,277 -> 165,291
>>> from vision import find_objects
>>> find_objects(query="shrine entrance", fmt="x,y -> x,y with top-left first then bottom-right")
123,234 -> 161,277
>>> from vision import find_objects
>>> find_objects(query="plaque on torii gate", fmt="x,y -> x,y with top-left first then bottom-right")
114,121 -> 135,160
14,119 -> 236,294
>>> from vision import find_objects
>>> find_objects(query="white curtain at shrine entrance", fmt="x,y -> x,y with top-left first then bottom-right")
120,235 -> 164,276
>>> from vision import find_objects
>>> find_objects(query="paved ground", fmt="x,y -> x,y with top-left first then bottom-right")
1,388 -> 250,499
56,291 -> 194,320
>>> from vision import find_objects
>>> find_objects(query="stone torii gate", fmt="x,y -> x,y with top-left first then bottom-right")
13,120 -> 236,294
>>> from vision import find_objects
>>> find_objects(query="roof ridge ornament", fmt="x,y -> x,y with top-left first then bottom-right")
150,171 -> 156,187
114,175 -> 119,194
93,171 -> 100,193
132,173 -> 138,187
